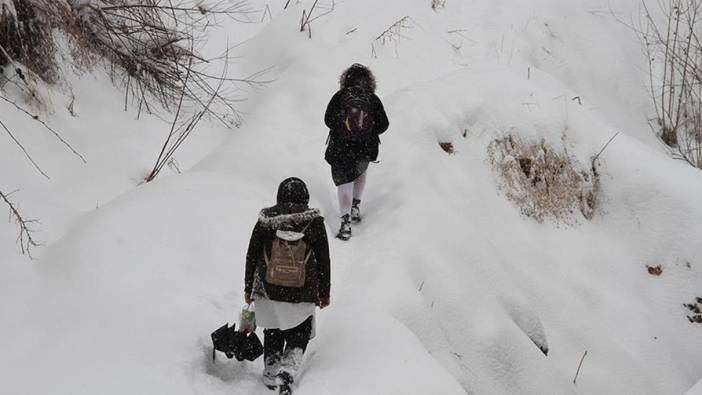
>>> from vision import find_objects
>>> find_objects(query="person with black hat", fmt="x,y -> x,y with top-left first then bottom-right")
324,63 -> 389,240
244,177 -> 331,394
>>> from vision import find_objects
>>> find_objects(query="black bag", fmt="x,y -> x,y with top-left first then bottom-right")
237,332 -> 263,361
210,323 -> 263,362
338,86 -> 375,139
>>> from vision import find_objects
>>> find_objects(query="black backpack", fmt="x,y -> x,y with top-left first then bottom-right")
338,86 -> 375,139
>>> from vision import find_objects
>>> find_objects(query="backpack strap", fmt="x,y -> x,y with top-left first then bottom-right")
263,220 -> 315,261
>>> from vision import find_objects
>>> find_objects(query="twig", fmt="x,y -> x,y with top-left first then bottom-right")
374,16 -> 420,57
376,16 -> 414,41
299,0 -> 335,37
0,95 -> 86,163
0,119 -> 50,179
306,0 -> 335,24
300,0 -> 319,32
145,47 -> 194,183
0,189 -> 40,258
593,132 -> 620,162
145,44 -> 232,182
261,4 -> 272,22
573,350 -> 588,384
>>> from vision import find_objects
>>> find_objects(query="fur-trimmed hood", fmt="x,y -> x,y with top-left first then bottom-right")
340,63 -> 376,92
258,205 -> 322,230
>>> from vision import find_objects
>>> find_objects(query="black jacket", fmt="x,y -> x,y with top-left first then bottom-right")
324,89 -> 389,185
244,204 -> 330,304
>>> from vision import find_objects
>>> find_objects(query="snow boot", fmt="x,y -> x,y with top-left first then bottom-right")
336,214 -> 352,241
263,356 -> 280,389
277,372 -> 293,395
350,199 -> 362,223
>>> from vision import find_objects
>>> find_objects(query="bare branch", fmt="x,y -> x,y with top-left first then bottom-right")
65,0 -> 261,123
371,16 -> 420,58
0,189 -> 40,258
593,132 -> 620,162
0,94 -> 86,163
0,118 -> 50,179
145,44 -> 232,182
299,0 -> 335,38
573,350 -> 588,385
638,0 -> 702,169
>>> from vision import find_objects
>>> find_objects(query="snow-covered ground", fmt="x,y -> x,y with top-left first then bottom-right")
2,0 -> 701,394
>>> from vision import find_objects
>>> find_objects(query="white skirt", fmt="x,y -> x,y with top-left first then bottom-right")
254,296 -> 316,332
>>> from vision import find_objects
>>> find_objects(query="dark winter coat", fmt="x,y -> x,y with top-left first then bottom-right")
324,65 -> 389,186
244,204 -> 331,304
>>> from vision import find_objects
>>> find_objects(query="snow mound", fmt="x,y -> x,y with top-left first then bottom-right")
2,0 -> 702,394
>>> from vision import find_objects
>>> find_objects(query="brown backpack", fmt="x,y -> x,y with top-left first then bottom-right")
264,236 -> 312,288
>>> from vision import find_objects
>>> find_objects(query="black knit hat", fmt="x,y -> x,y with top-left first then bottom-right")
276,177 -> 310,205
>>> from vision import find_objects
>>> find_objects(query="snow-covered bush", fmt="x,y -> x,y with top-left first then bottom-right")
641,0 -> 702,169
1,0 -> 252,121
488,135 -> 599,223
0,0 -> 63,83
0,0 -> 256,253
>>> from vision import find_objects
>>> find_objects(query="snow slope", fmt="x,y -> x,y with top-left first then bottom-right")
689,379 -> 702,395
2,0 -> 702,394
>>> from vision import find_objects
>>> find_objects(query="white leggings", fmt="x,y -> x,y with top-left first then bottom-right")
337,171 -> 367,216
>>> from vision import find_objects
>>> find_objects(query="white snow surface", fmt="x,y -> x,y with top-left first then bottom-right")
689,379 -> 702,395
2,0 -> 702,394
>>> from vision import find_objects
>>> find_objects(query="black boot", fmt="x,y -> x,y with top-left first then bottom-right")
350,199 -> 362,223
336,214 -> 352,241
278,372 -> 293,395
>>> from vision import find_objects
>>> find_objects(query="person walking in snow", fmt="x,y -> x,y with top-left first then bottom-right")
324,63 -> 389,240
244,177 -> 331,394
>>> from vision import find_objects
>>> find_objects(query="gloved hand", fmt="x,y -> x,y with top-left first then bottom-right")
319,296 -> 330,309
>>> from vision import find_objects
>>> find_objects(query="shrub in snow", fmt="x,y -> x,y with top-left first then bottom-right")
641,0 -> 702,169
647,265 -> 663,276
488,135 -> 599,223
684,297 -> 702,324
0,0 -> 256,251
372,16 -> 418,58
0,0 -> 62,83
431,0 -> 446,10
0,0 -> 252,122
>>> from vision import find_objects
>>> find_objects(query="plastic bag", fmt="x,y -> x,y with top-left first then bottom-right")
238,304 -> 256,333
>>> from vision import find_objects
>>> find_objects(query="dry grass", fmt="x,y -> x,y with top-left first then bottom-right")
647,265 -> 663,276
431,0 -> 446,10
488,135 -> 599,224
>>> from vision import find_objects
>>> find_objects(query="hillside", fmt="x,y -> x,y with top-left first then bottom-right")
1,1 -> 701,394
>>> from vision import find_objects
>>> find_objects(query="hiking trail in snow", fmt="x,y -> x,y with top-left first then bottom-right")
1,1 -> 702,394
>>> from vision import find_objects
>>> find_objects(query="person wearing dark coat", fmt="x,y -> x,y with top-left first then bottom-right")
324,63 -> 389,240
243,177 -> 331,391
